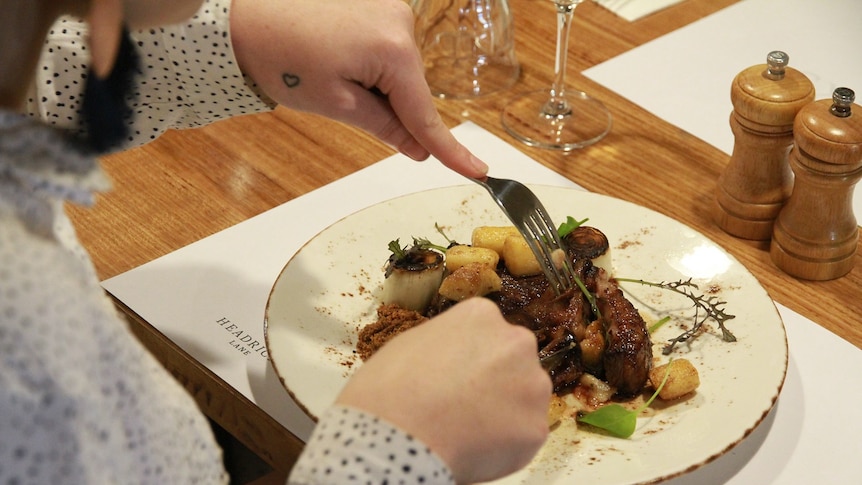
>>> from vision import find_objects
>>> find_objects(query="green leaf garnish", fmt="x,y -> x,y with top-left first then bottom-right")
387,237 -> 448,260
577,359 -> 673,438
388,239 -> 406,260
577,403 -> 637,438
648,316 -> 671,334
385,237 -> 447,277
413,237 -> 449,254
557,216 -> 589,238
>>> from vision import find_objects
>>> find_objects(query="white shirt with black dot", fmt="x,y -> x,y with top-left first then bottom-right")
26,0 -> 275,150
23,1 -> 458,483
289,405 -> 455,485
0,111 -> 229,484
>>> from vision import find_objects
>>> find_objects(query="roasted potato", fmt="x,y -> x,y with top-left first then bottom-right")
438,262 -> 502,301
649,358 -> 700,400
445,244 -> 500,273
471,226 -> 520,255
502,235 -> 542,277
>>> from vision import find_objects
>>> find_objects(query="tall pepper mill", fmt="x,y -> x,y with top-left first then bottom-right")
770,87 -> 862,280
713,51 -> 815,240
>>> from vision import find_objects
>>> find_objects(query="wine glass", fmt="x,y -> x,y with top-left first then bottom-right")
501,0 -> 611,150
412,0 -> 520,99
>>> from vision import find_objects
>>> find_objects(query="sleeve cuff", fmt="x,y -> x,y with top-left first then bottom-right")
288,405 -> 455,485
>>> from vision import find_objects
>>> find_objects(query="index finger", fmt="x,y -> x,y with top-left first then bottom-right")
385,51 -> 489,179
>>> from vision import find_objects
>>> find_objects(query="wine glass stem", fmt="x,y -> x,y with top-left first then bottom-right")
545,0 -> 580,118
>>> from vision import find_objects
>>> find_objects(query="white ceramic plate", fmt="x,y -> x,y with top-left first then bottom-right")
265,185 -> 787,484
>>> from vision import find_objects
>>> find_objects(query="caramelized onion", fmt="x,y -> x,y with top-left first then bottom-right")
564,226 -> 612,272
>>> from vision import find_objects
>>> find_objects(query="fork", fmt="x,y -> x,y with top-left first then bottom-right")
474,176 -> 576,295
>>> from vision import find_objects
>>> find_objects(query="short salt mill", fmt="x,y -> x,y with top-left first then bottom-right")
770,87 -> 862,280
713,51 -> 815,240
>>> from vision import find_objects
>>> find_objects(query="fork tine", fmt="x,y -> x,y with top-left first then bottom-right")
474,176 -> 577,293
522,216 -> 556,266
521,217 -> 564,293
542,227 -> 577,292
532,204 -> 577,287
526,212 -> 573,292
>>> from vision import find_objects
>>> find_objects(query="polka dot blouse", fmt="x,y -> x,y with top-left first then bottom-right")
289,406 -> 454,485
26,0 -> 275,151
10,1 -> 457,483
0,112 -> 228,484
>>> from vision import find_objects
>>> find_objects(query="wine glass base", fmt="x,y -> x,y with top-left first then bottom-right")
425,60 -> 520,100
501,89 -> 612,150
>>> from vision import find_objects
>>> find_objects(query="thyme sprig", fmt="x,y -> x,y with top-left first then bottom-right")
617,278 -> 737,355
573,274 -> 600,319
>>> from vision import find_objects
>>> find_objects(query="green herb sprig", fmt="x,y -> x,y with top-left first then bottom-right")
386,223 -> 459,262
617,278 -> 737,355
648,316 -> 671,334
387,237 -> 448,260
433,223 -> 458,247
557,216 -> 589,238
387,239 -> 408,260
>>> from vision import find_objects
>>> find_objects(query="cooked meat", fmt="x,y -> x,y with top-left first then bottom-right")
487,263 -> 590,394
489,272 -> 549,324
593,268 -> 652,396
548,352 -> 585,392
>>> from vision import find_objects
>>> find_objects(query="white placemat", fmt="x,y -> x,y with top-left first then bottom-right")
102,122 -> 861,482
593,0 -> 685,22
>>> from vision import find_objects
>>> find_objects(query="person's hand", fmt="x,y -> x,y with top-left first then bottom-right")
336,298 -> 552,484
230,0 -> 488,179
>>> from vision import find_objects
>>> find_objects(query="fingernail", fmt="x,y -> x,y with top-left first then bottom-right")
471,155 -> 489,175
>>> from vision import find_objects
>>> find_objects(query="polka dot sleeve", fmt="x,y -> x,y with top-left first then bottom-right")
26,0 -> 276,149
288,405 -> 455,485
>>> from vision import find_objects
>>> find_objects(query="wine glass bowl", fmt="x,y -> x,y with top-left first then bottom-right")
412,0 -> 520,99
502,0 -> 611,150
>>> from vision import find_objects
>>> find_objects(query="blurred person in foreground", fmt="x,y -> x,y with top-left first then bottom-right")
0,0 -> 552,483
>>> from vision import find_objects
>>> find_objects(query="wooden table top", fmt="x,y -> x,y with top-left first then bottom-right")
66,0 -> 861,476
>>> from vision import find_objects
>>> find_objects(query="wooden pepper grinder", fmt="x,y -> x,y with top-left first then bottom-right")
770,87 -> 862,280
713,51 -> 815,240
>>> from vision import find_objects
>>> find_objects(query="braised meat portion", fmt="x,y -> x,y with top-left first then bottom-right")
489,257 -> 652,396
487,271 -> 589,393
593,268 -> 653,396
